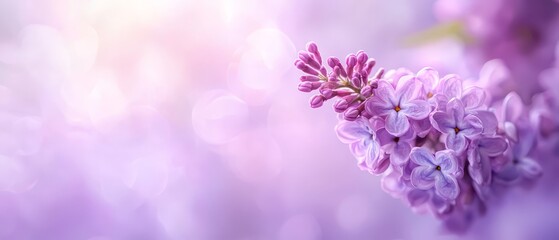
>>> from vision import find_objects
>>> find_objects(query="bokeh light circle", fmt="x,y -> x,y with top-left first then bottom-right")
191,90 -> 249,145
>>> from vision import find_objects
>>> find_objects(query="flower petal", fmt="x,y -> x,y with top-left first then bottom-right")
519,157 -> 542,179
416,67 -> 439,93
446,132 -> 467,153
504,121 -> 518,142
350,139 -> 368,158
494,164 -> 521,184
461,87 -> 486,110
401,100 -> 430,120
400,127 -> 416,141
390,142 -> 412,166
514,129 -> 537,157
381,170 -> 407,198
490,154 -> 511,171
369,155 -> 390,175
366,97 -> 394,116
376,128 -> 394,146
435,150 -> 460,175
475,110 -> 498,134
459,115 -> 483,137
335,118 -> 372,144
364,139 -> 381,168
411,166 -> 437,190
502,92 -> 523,122
385,111 -> 410,136
440,74 -> 463,98
433,94 -> 449,112
447,98 -> 465,122
407,189 -> 430,207
409,147 -> 436,166
478,59 -> 509,89
434,174 -> 460,200
412,118 -> 431,138
396,77 -> 418,103
468,156 -> 491,186
477,136 -> 508,156
430,111 -> 454,133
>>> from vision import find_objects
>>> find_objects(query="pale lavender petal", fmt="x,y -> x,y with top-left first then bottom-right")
381,170 -> 407,198
376,128 -> 394,146
350,139 -> 368,158
459,115 -> 483,137
446,132 -> 467,153
502,92 -> 523,122
435,150 -> 459,175
473,182 -> 491,203
430,111 -> 454,133
430,193 -> 452,215
401,100 -> 430,120
411,166 -> 437,190
447,98 -> 465,122
364,139 -> 381,168
467,147 -> 481,168
519,157 -> 542,179
407,189 -> 430,207
434,174 -> 460,200
468,156 -> 491,186
433,94 -> 449,112
401,160 -> 417,180
366,97 -> 394,116
400,127 -> 416,141
385,111 -> 410,136
412,118 -> 432,138
391,142 -> 412,166
416,67 -> 439,93
475,110 -> 498,134
409,147 -> 435,166
478,59 -> 509,89
477,137 -> 508,156
440,74 -> 462,98
370,117 -> 386,131
369,155 -> 390,175
375,80 -> 397,104
504,122 -> 518,142
335,118 -> 372,144
396,78 -> 417,103
461,87 -> 486,110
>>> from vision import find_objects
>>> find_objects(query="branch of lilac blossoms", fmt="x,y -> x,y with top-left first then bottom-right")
294,42 -> 558,233
295,42 -> 384,121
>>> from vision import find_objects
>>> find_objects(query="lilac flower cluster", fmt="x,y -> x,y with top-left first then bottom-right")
435,0 -> 559,101
294,42 -> 556,232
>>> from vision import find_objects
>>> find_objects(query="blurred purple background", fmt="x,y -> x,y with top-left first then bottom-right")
0,0 -> 559,239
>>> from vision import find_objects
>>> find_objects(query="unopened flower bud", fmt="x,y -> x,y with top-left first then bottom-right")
310,95 -> 325,108
343,107 -> 360,121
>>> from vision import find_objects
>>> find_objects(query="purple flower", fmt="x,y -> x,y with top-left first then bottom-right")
467,136 -> 508,186
377,127 -> 415,166
409,148 -> 463,200
431,98 -> 483,153
293,42 -> 553,232
494,126 -> 542,184
499,92 -> 524,142
366,79 -> 431,136
415,67 -> 440,101
381,169 -> 409,198
432,74 -> 463,111
335,117 -> 385,173
461,87 -> 487,112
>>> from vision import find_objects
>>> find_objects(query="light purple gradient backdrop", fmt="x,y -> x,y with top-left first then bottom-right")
0,0 -> 558,239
